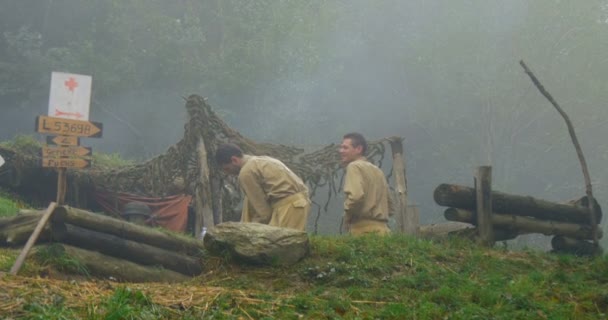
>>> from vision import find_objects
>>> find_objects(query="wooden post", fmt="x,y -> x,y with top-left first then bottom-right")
475,166 -> 493,246
10,202 -> 57,275
407,205 -> 420,235
56,168 -> 67,205
195,139 -> 215,238
388,137 -> 417,235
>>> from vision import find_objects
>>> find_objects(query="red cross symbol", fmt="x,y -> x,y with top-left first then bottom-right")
64,77 -> 78,92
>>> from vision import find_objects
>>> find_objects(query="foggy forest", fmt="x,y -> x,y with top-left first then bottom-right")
1,1 -> 607,248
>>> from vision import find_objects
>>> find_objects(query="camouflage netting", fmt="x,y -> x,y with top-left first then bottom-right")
1,95 -> 400,233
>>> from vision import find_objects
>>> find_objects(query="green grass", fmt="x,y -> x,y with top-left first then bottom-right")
0,193 -> 20,217
2,234 -> 607,319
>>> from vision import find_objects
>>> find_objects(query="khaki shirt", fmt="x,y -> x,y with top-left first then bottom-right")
343,158 -> 391,223
239,155 -> 308,223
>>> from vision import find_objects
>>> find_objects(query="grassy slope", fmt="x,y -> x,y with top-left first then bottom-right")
0,147 -> 606,319
1,234 -> 607,319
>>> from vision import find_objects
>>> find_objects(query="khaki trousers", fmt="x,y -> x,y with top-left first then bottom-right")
349,219 -> 390,236
242,192 -> 310,231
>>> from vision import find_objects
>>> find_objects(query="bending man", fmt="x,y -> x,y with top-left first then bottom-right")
339,132 -> 391,235
215,143 -> 310,231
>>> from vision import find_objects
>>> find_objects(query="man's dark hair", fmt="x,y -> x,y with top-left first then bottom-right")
343,132 -> 368,155
215,143 -> 243,165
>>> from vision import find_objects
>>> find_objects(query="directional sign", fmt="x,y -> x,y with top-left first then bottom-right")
41,158 -> 91,169
46,135 -> 80,146
42,146 -> 92,158
36,115 -> 102,138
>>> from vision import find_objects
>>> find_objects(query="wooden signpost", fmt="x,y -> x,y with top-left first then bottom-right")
35,72 -> 101,206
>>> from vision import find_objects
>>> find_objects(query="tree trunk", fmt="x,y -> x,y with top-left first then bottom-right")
434,184 -> 601,224
0,214 -> 53,246
444,208 -> 601,240
40,244 -> 190,283
52,223 -> 203,276
51,206 -> 205,256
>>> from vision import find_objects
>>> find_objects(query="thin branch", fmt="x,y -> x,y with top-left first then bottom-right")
519,60 -> 598,247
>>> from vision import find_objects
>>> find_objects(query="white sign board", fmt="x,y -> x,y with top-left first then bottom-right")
48,72 -> 92,120
0,155 -> 4,168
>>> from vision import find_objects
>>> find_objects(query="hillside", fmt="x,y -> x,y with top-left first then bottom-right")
1,232 -> 607,319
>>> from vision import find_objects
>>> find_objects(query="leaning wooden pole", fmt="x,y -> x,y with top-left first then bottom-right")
10,202 -> 57,275
520,60 -> 599,247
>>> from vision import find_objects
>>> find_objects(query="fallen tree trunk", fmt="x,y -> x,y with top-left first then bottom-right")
52,223 -> 203,276
434,184 -> 601,224
52,206 -> 205,256
551,236 -> 602,256
39,244 -> 190,283
0,213 -> 53,246
444,208 -> 601,240
446,226 -> 519,242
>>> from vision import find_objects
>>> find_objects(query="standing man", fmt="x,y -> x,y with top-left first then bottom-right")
340,132 -> 391,235
215,143 -> 310,231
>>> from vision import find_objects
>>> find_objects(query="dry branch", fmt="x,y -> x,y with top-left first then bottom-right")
520,60 -> 599,246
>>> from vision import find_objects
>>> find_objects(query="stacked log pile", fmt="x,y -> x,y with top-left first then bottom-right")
0,206 -> 205,282
434,183 -> 603,255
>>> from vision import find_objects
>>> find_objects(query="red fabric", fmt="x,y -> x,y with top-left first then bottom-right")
94,191 -> 192,232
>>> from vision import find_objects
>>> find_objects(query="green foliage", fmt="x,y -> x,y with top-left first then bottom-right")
34,245 -> 90,277
23,302 -> 76,320
0,134 -> 42,155
91,152 -> 134,169
88,287 -> 166,320
0,191 -> 20,217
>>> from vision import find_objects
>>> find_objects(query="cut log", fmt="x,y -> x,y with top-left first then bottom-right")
52,223 -> 203,276
448,227 -> 519,242
419,222 -> 473,239
551,236 -> 602,256
52,206 -> 205,256
434,184 -> 601,224
0,213 -> 40,230
444,208 -> 601,240
38,244 -> 190,283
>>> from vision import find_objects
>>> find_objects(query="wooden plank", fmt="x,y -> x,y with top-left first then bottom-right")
475,166 -> 493,246
36,115 -> 103,138
9,202 -> 58,275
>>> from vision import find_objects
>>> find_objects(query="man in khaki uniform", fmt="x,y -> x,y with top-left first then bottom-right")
215,143 -> 310,231
339,132 -> 391,235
